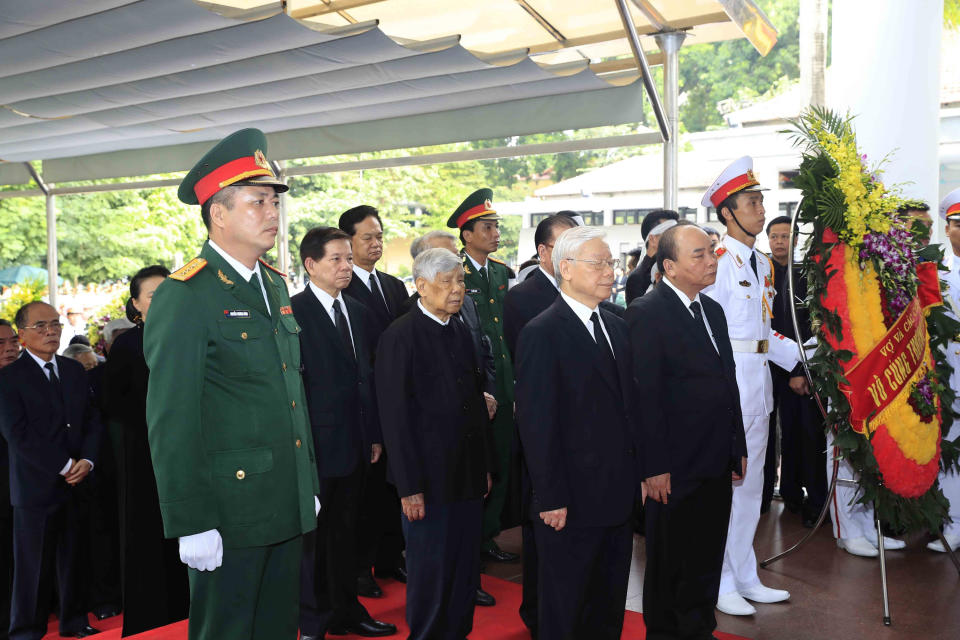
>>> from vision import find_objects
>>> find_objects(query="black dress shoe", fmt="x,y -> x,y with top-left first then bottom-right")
375,565 -> 407,584
60,624 -> 102,637
357,573 -> 383,598
481,546 -> 519,562
328,618 -> 397,637
92,605 -> 121,620
475,587 -> 496,607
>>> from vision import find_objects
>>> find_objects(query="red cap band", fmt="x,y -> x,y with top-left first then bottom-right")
947,202 -> 960,218
710,172 -> 760,208
194,156 -> 274,205
455,202 -> 495,228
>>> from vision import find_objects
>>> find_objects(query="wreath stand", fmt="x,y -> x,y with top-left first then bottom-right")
758,209 -> 960,626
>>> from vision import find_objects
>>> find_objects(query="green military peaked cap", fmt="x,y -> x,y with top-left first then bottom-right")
178,128 -> 288,206
447,188 -> 501,229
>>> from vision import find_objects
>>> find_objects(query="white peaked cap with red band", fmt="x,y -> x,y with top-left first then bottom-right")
701,156 -> 767,208
940,186 -> 960,220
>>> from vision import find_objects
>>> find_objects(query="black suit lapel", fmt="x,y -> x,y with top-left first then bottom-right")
657,285 -> 720,361
345,296 -> 370,366
606,316 -> 634,409
554,298 -> 620,397
347,276 -> 390,328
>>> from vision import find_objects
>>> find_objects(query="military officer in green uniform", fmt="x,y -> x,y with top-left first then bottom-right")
144,129 -> 320,640
447,189 -> 519,563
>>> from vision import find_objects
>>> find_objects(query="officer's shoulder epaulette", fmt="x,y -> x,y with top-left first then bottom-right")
168,258 -> 207,281
488,256 -> 516,278
715,247 -> 728,258
258,258 -> 287,278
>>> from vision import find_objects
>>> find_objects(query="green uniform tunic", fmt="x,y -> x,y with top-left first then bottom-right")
144,241 -> 319,639
463,254 -> 515,545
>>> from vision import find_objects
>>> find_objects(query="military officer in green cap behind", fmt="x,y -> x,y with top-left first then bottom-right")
144,128 -> 320,640
447,188 -> 519,563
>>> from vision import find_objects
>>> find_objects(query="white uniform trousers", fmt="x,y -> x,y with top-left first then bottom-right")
719,413 -> 768,596
939,419 -> 960,538
825,430 -> 876,540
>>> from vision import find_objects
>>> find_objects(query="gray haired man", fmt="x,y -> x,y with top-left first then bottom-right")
376,248 -> 495,640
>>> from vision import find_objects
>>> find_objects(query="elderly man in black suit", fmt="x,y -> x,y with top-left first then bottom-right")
0,302 -> 103,639
292,227 -> 397,640
515,225 -> 643,640
0,319 -> 18,640
339,205 -> 409,597
376,248 -> 494,640
626,224 -> 747,640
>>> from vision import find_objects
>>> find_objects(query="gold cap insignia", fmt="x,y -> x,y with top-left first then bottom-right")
254,149 -> 271,172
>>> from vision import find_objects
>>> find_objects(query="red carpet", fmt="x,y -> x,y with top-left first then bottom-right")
44,575 -> 750,639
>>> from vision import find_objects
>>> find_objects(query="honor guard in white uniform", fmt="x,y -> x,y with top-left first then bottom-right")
931,189 -> 960,553
701,157 -> 803,616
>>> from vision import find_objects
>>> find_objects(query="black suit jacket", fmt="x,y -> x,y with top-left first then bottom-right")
0,353 -> 103,508
375,306 -> 494,504
625,255 -> 655,305
291,288 -> 379,479
625,284 -> 747,483
515,297 -> 642,527
400,292 -> 496,396
343,269 -> 408,342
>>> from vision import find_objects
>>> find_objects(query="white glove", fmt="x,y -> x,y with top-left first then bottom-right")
179,529 -> 223,571
315,496 -> 321,516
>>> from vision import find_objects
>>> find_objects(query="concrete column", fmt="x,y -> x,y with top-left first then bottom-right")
830,0 -> 943,239
46,193 -> 58,309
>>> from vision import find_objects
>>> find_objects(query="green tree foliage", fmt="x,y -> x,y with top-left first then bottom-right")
947,0 -> 960,30
678,0 -> 800,132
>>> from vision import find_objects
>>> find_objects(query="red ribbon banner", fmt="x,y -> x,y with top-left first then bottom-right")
840,297 -> 928,433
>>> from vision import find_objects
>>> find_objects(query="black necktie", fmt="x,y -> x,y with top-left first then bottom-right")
749,252 -> 758,279
478,265 -> 489,289
369,274 -> 391,316
690,301 -> 716,351
45,362 -> 63,402
590,311 -> 618,377
332,299 -> 355,359
250,272 -> 268,312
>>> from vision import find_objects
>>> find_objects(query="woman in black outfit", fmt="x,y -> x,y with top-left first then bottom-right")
104,265 -> 189,637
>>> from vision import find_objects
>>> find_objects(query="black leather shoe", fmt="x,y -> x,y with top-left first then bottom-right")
60,624 -> 102,637
357,573 -> 383,598
481,544 -> 519,562
375,565 -> 407,584
93,605 -> 121,620
328,618 -> 397,636
475,587 -> 496,607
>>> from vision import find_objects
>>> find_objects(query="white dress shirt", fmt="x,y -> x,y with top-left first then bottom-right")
662,276 -> 719,353
24,349 -> 93,475
417,299 -> 450,326
464,252 -> 488,273
352,264 -> 382,292
559,291 -> 613,357
208,239 -> 270,315
308,282 -> 355,357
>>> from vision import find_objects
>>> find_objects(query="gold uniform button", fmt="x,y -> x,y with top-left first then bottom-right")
241,332 -> 248,340
292,401 -> 297,409
282,363 -> 287,371
489,298 -> 494,304
275,328 -> 279,335
746,295 -> 751,299
236,469 -> 245,480
493,317 -> 499,323
296,439 -> 302,448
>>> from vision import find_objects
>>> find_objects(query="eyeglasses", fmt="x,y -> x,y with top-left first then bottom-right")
566,258 -> 620,271
22,321 -> 63,333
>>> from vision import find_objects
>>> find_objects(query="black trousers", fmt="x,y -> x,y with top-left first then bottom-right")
10,500 -> 86,639
519,520 -> 538,635
402,499 -> 481,640
356,457 -> 404,577
778,386 -> 828,519
762,385 -> 781,511
643,476 -> 731,640
0,506 -> 12,640
534,519 -> 632,640
75,469 -> 121,614
300,464 -> 368,635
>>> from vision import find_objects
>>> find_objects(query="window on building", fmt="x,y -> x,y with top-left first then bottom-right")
579,211 -> 603,226
613,209 -> 641,225
779,202 -> 798,218
679,206 -> 697,221
779,171 -> 800,190
530,213 -> 551,227
707,207 -> 720,222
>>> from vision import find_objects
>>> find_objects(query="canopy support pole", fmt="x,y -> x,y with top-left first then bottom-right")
24,163 -> 58,309
654,30 -> 686,211
272,160 -> 290,277
614,0 -> 669,142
